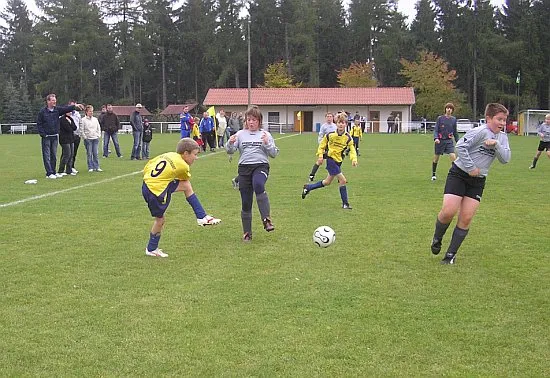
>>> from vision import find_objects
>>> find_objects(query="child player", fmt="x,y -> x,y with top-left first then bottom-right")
528,113 -> 550,169
431,102 -> 459,180
142,138 -> 221,257
350,118 -> 363,156
431,103 -> 511,264
301,112 -> 358,209
308,112 -> 337,181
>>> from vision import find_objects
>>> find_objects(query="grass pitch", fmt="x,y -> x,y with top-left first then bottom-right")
0,132 -> 548,376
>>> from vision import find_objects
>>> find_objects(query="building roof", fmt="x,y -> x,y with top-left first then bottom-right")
203,87 -> 415,106
160,103 -> 199,115
111,106 -> 152,116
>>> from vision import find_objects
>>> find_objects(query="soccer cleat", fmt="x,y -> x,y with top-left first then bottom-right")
231,177 -> 239,190
529,165 -> 535,169
431,175 -> 437,181
301,185 -> 310,199
308,174 -> 315,182
431,238 -> 442,255
342,203 -> 352,210
145,248 -> 168,257
47,174 -> 57,179
197,215 -> 221,226
243,232 -> 252,242
263,217 -> 275,232
440,252 -> 456,265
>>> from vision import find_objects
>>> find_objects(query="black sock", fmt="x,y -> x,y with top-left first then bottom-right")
434,218 -> 450,240
532,157 -> 538,167
310,164 -> 319,177
241,210 -> 252,234
432,162 -> 438,176
447,226 -> 469,255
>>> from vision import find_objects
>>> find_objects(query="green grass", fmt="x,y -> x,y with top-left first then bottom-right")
0,132 -> 548,376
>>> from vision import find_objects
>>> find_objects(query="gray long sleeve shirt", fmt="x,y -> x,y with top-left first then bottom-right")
454,125 -> 511,177
318,122 -> 337,143
537,123 -> 550,142
226,129 -> 279,165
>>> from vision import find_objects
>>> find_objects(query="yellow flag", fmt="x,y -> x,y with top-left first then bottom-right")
207,106 -> 217,139
207,106 -> 216,118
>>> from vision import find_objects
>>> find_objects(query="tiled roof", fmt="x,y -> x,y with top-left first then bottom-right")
160,103 -> 198,115
204,87 -> 415,106
111,106 -> 152,116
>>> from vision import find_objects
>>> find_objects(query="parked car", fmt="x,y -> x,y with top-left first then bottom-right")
456,118 -> 475,132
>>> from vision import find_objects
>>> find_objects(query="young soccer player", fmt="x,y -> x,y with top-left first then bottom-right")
350,119 -> 363,156
142,138 -> 221,257
226,105 -> 279,241
528,114 -> 550,169
308,112 -> 337,181
301,112 -> 358,209
431,102 -> 459,180
431,103 -> 511,264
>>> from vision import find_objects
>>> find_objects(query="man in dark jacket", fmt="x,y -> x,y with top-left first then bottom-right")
36,94 -> 84,178
130,103 -> 143,160
102,104 -> 122,158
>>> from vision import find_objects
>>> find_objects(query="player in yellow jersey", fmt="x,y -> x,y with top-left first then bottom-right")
301,113 -> 358,209
142,138 -> 220,257
350,120 -> 363,156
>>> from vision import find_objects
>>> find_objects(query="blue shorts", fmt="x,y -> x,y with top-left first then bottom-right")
435,139 -> 455,155
142,180 -> 179,217
326,158 -> 342,176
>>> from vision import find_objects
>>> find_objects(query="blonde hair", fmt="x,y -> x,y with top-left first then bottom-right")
85,105 -> 94,112
176,138 -> 199,154
484,103 -> 508,118
334,113 -> 347,124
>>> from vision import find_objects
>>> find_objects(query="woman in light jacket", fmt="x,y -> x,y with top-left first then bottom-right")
80,105 -> 102,172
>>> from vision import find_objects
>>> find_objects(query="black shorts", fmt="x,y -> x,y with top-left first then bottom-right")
537,141 -> 550,151
435,139 -> 455,155
238,163 -> 270,189
444,164 -> 486,202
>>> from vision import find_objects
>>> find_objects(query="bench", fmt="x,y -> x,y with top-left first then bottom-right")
10,125 -> 27,134
167,124 -> 180,133
118,125 -> 133,134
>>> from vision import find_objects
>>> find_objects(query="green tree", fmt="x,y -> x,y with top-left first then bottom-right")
410,0 -> 438,53
262,61 -> 302,88
400,50 -> 469,119
337,61 -> 377,87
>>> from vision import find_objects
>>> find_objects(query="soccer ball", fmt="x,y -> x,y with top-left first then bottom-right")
313,226 -> 336,248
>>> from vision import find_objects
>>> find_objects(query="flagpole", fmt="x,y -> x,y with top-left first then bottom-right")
247,16 -> 251,108
516,70 -> 520,121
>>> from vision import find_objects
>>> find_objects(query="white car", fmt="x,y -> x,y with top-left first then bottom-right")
456,119 -> 475,132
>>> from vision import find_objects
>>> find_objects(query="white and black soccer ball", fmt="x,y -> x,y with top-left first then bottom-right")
313,226 -> 336,248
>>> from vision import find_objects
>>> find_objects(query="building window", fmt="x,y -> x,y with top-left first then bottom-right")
268,112 -> 280,126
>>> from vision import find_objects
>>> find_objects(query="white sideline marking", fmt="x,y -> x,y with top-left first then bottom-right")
0,133 -> 299,209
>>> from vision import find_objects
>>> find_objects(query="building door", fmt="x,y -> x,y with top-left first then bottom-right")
294,111 -> 313,132
369,111 -> 380,133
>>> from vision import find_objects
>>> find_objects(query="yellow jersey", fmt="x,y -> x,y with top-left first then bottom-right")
143,152 -> 191,196
351,125 -> 362,139
317,131 -> 357,163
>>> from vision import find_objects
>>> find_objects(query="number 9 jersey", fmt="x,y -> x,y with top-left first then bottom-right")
143,152 -> 191,196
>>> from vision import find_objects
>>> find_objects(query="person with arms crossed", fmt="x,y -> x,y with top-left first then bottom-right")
142,138 -> 221,257
226,105 -> 279,242
308,112 -> 337,181
302,112 -> 358,209
68,100 -> 82,174
431,103 -> 511,265
528,114 -> 550,169
431,102 -> 459,180
36,94 -> 84,179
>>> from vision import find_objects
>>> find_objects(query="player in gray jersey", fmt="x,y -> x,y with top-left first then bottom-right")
308,112 -> 337,181
529,114 -> 550,169
431,103 -> 511,264
227,106 -> 279,241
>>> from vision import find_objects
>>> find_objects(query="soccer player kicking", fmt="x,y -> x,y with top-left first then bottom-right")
302,112 -> 358,209
142,138 -> 221,257
431,103 -> 511,264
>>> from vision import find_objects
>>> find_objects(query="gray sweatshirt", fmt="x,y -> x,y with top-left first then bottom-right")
226,128 -> 279,165
454,125 -> 511,177
318,122 -> 337,143
537,123 -> 550,142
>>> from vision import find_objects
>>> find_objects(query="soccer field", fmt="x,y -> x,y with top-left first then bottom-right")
0,132 -> 548,376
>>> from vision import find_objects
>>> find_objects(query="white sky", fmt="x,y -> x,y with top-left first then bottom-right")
0,0 -> 507,27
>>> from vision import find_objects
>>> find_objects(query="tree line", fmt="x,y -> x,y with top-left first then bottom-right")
0,0 -> 548,123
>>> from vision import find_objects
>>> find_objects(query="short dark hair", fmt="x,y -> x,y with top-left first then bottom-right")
245,105 -> 263,125
485,103 -> 508,118
444,102 -> 455,111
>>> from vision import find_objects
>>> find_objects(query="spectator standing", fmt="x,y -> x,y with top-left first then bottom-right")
238,112 -> 244,130
179,105 -> 193,138
102,104 -> 122,158
142,119 -> 152,159
36,94 -> 83,179
130,103 -> 143,160
228,112 -> 239,136
216,109 -> 228,148
387,115 -> 394,134
393,114 -> 400,133
199,112 -> 216,152
58,111 -> 77,176
69,100 -> 82,174
80,105 -> 103,172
